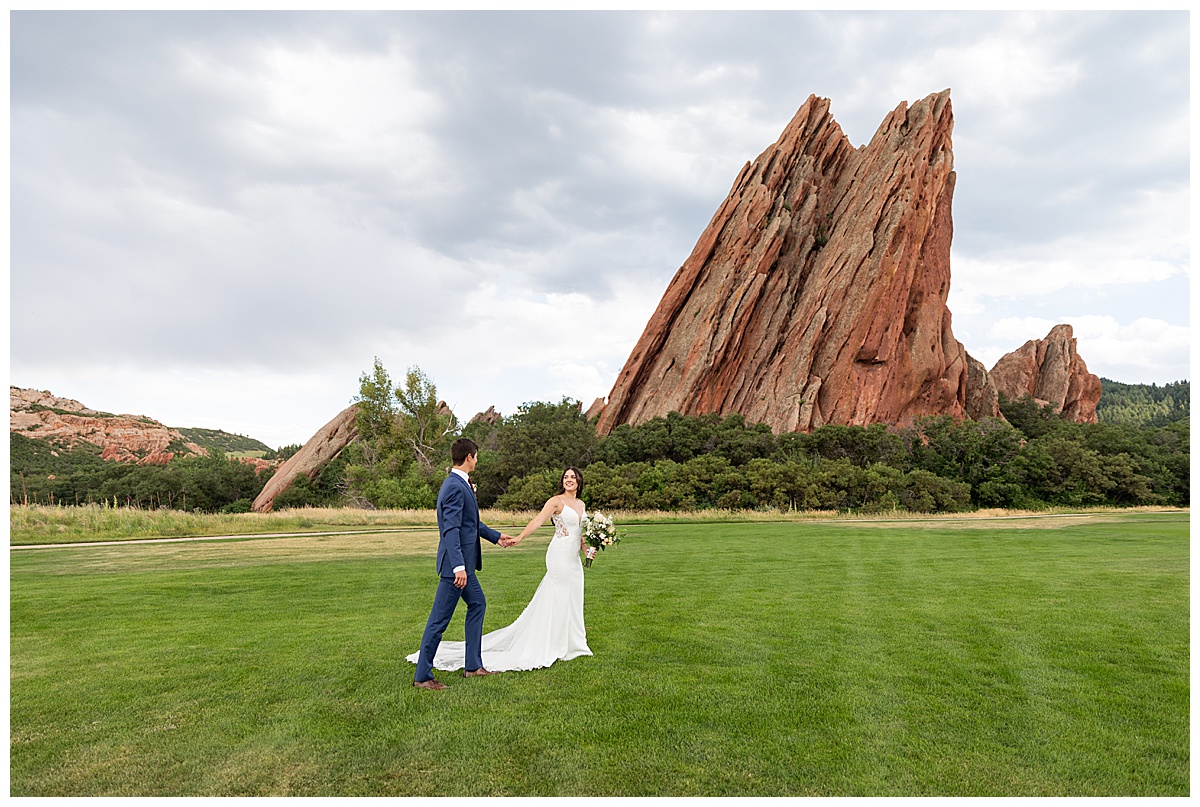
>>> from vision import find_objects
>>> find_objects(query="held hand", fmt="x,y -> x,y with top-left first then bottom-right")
453,570 -> 467,589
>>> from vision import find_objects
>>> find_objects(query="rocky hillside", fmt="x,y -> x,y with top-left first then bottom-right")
9,387 -> 270,465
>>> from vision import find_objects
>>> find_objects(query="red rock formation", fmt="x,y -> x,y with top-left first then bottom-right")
11,386 -> 208,460
237,456 -> 280,474
990,324 -> 1101,423
252,404 -> 360,512
469,406 -> 502,427
584,397 -> 606,422
595,91 -> 997,436
10,387 -> 101,416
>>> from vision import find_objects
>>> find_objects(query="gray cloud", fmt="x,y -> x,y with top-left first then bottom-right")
10,10 -> 1188,445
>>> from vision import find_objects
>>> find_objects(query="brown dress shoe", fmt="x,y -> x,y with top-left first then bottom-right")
463,668 -> 497,677
413,678 -> 448,690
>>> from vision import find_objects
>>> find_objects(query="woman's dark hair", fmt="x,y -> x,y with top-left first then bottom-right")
451,438 -> 479,466
557,466 -> 584,497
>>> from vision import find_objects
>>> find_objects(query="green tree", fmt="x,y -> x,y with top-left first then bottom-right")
804,423 -> 909,469
473,399 -> 596,507
493,469 -> 560,511
998,393 -> 1070,439
1097,378 -> 1189,427
395,365 -> 457,475
352,357 -> 402,472
366,464 -> 439,510
342,359 -> 454,509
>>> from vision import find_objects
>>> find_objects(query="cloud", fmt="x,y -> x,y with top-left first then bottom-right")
8,360 -> 358,450
872,13 -> 1084,131
1070,316 -> 1191,384
9,11 -> 1189,445
972,315 -> 1190,385
347,274 -> 668,421
947,179 -> 1189,317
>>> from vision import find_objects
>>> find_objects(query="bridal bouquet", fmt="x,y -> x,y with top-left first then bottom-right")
581,511 -> 623,568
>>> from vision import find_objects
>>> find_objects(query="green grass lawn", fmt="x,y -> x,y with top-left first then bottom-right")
9,512 -> 1189,795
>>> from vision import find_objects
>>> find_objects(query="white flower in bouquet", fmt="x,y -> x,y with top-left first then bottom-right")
581,511 -> 624,568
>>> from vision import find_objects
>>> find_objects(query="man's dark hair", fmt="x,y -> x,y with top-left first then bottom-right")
451,438 -> 479,466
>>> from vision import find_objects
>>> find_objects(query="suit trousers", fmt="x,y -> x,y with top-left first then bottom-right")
414,573 -> 487,680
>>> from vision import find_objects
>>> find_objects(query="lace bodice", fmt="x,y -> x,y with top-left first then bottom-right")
551,502 -> 585,539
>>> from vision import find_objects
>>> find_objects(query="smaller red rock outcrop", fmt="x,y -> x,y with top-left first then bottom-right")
469,406 -> 502,426
989,324 -> 1101,423
252,404 -> 360,512
584,397 -> 606,422
237,456 -> 281,475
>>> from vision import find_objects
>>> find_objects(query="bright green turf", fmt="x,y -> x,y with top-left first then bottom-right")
9,514 -> 1188,795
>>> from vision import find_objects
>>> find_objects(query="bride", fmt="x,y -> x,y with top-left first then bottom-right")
406,466 -> 592,672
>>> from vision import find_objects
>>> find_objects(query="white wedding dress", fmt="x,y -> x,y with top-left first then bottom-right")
407,503 -> 592,672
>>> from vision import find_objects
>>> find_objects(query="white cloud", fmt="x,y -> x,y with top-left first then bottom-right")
10,11 -> 1189,445
885,25 -> 1081,129
834,11 -> 1084,144
347,275 -> 666,423
593,99 -> 774,201
9,361 -> 357,450
1070,315 -> 1190,382
948,180 -> 1189,316
985,316 -> 1061,348
949,250 -> 1184,316
187,36 -> 446,178
972,315 -> 1189,384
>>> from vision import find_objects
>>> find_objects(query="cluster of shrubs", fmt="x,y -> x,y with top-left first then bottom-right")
13,386 -> 1189,516
471,402 -> 1187,514
495,456 -> 971,514
11,434 -> 268,513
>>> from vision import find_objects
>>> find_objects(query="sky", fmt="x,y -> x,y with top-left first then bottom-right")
9,10 -> 1191,449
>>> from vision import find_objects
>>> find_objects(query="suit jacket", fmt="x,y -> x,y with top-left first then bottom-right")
435,471 -> 501,576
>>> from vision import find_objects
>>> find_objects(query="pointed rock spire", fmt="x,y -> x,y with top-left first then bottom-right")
596,90 -> 998,435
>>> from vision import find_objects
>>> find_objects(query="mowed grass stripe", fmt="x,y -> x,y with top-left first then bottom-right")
9,514 -> 1188,795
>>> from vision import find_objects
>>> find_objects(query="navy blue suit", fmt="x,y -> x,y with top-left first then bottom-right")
414,471 -> 502,680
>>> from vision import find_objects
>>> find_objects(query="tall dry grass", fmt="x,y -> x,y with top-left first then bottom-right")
9,502 -> 1186,546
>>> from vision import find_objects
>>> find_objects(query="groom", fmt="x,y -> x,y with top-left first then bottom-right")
413,437 -> 515,690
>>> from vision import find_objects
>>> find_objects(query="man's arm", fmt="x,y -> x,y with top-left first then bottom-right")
479,520 -> 503,545
442,487 -> 467,583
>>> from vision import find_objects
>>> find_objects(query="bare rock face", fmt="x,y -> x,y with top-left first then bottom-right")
10,387 -> 102,416
990,324 -> 1101,423
584,397 -> 606,422
237,456 -> 281,475
469,406 -> 502,427
252,404 -> 359,512
596,90 -> 999,435
10,386 -> 207,461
